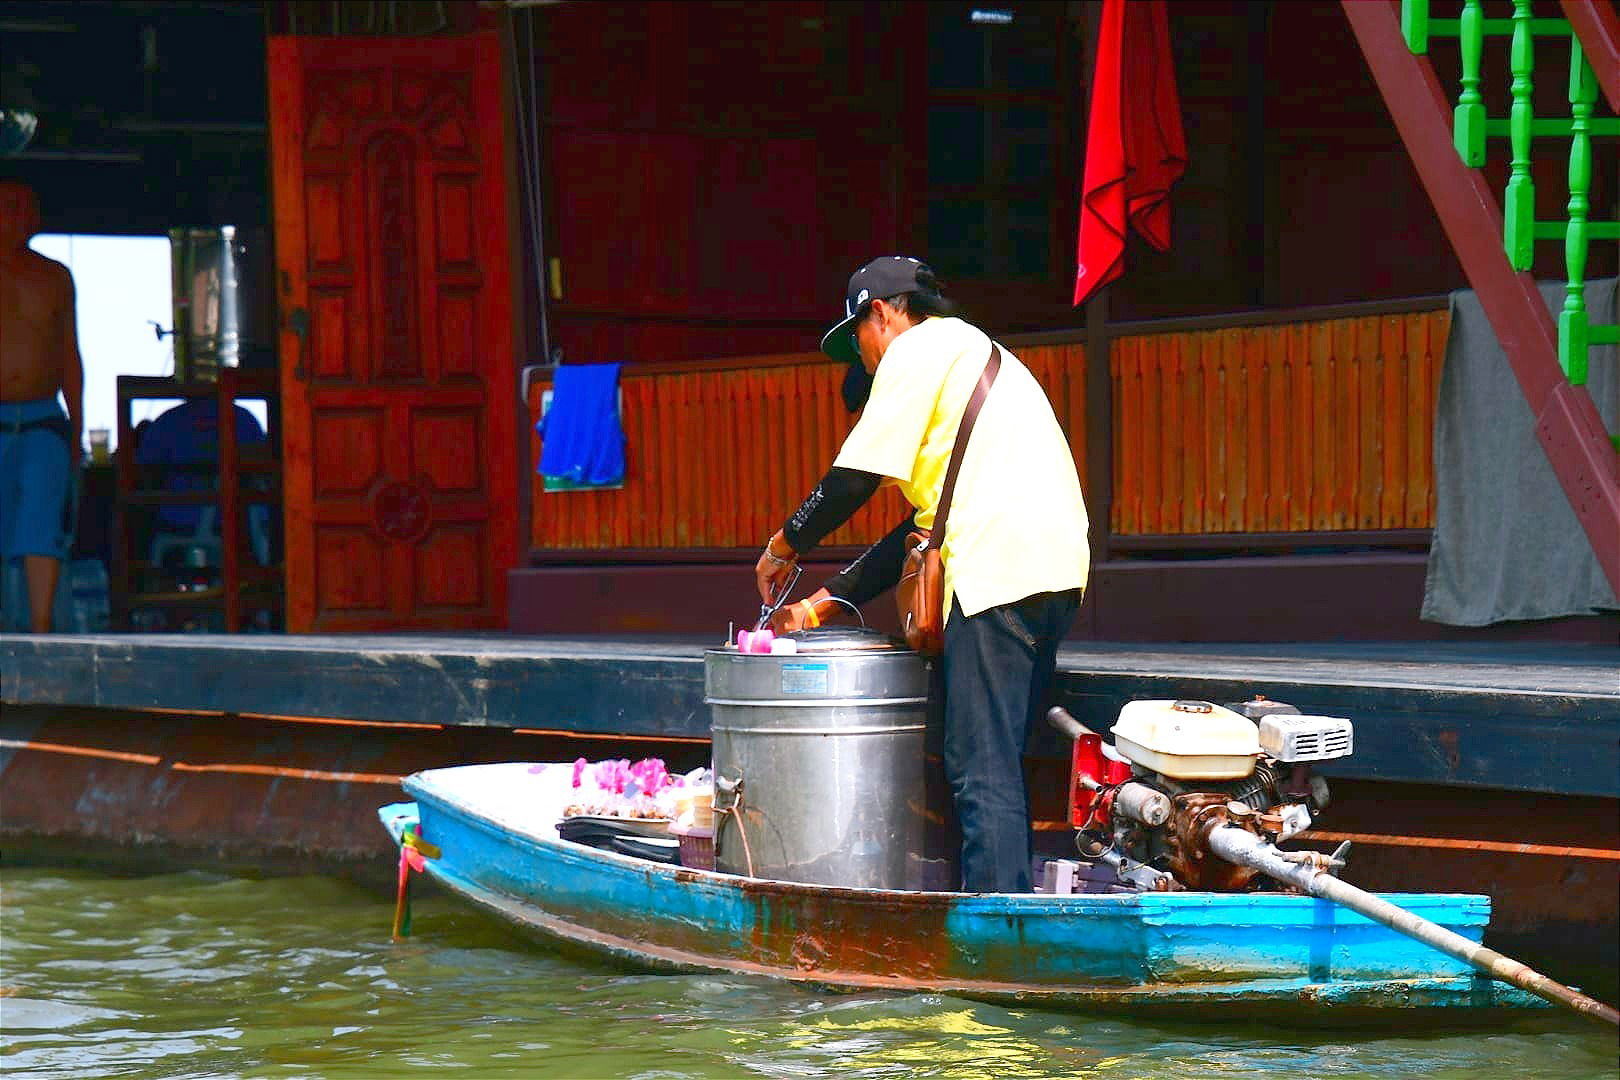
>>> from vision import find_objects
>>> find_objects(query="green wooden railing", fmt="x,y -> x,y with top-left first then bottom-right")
1403,0 -> 1619,386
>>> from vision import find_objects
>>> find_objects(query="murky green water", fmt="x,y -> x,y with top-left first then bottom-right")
2,868 -> 1614,1079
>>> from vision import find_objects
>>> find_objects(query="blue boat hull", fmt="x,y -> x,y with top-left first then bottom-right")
384,764 -> 1548,1018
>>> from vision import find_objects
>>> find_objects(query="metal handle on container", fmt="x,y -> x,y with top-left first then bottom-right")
712,774 -> 755,877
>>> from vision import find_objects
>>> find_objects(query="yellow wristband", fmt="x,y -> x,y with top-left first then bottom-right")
799,598 -> 820,629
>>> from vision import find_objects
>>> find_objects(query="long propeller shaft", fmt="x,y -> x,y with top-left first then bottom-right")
1207,826 -> 1619,1026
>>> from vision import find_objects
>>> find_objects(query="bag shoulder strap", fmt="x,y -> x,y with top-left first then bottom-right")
930,342 -> 1001,548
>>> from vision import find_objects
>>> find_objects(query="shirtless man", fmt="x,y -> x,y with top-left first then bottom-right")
0,180 -> 82,632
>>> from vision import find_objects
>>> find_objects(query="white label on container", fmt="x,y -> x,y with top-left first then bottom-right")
780,663 -> 830,695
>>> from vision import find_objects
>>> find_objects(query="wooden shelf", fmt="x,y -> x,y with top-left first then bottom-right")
112,368 -> 285,633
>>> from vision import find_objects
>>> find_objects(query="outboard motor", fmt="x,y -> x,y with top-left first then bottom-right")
1055,698 -> 1353,892
1049,699 -> 1620,1026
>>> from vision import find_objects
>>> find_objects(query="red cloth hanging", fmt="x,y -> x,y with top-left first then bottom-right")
1072,0 -> 1187,307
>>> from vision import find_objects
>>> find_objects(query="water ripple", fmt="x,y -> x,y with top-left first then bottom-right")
0,868 -> 1612,1080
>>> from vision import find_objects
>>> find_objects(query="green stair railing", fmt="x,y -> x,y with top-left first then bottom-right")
1403,0 -> 1619,387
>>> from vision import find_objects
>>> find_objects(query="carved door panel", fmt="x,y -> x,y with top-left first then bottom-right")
268,32 -> 517,631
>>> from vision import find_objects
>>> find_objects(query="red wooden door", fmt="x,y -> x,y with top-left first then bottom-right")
268,32 -> 518,632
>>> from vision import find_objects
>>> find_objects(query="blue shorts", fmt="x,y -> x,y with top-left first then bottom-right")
0,397 -> 74,561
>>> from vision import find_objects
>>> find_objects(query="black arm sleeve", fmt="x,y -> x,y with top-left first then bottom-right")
824,512 -> 916,608
781,466 -> 883,554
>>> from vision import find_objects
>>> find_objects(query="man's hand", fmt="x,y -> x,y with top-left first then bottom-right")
754,530 -> 798,604
769,588 -> 836,634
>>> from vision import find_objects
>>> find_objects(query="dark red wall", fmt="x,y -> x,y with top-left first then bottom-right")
525,1 -> 905,366
517,0 -> 1615,359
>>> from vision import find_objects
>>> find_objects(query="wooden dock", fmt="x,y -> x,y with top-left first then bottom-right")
6,634 -> 1614,793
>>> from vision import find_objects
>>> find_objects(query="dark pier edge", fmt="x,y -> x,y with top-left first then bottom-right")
5,634 -> 1616,795
507,553 -> 1620,644
1,633 -> 1615,994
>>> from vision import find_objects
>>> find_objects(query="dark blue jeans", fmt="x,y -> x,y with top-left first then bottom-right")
941,589 -> 1081,892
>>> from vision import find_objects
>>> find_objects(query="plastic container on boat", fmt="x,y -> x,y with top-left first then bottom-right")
671,823 -> 715,870
705,627 -> 934,889
673,788 -> 715,830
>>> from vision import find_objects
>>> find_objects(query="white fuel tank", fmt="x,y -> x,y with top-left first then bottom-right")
1112,699 -> 1261,780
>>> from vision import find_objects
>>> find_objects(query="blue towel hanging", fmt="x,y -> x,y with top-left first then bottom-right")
538,363 -> 626,487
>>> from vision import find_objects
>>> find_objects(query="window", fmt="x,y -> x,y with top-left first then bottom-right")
27,233 -> 271,455
924,4 -> 1071,290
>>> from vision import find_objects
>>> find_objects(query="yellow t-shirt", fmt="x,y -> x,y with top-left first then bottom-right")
833,316 -> 1090,619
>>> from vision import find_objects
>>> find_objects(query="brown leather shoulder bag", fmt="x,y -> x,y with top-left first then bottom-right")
896,343 -> 1002,654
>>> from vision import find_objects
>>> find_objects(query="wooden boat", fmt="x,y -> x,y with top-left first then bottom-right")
380,762 -> 1549,1019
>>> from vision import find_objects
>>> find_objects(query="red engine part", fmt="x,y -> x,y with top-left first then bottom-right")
1068,733 -> 1133,828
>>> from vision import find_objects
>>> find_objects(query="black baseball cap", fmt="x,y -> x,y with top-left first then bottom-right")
819,256 -> 934,366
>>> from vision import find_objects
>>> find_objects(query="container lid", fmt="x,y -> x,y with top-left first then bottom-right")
785,626 -> 907,653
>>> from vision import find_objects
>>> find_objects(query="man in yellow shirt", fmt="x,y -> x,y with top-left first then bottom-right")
755,256 -> 1089,892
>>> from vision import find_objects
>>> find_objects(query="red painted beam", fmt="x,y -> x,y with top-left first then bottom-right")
1342,0 -> 1620,603
1563,0 -> 1620,114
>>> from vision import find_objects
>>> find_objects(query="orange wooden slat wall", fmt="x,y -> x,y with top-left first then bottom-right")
529,308 -> 1445,551
1109,310 -> 1448,535
528,356 -> 900,551
530,343 -> 1088,552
